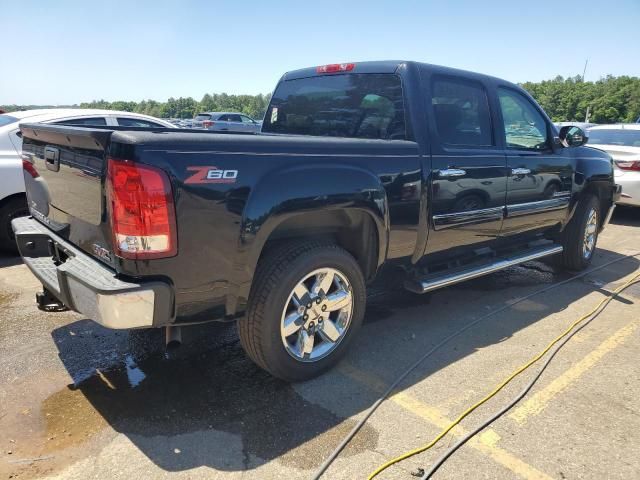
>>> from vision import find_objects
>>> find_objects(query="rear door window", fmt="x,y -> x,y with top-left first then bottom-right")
53,117 -> 107,126
227,114 -> 243,123
431,77 -> 493,146
262,73 -> 406,140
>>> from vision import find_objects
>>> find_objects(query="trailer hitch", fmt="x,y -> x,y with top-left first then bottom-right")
36,288 -> 69,312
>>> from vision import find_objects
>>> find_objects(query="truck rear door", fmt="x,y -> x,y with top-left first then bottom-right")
421,70 -> 507,257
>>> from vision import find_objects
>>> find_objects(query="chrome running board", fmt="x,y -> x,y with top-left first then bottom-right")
405,245 -> 563,294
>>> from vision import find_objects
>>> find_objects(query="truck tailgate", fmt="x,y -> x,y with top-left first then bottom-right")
20,124 -> 114,264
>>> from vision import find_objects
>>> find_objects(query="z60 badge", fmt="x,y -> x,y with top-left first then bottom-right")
185,166 -> 238,184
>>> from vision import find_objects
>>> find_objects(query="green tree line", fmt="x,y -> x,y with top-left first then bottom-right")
3,75 -> 639,123
521,75 -> 640,123
74,92 -> 272,120
1,92 -> 272,120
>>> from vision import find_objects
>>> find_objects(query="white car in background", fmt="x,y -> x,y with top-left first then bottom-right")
192,112 -> 261,133
588,124 -> 640,207
0,109 -> 175,251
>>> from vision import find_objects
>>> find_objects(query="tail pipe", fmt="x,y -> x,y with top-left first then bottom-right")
165,325 -> 182,349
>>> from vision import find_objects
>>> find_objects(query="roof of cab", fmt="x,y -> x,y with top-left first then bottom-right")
282,60 -> 406,81
281,60 -> 519,89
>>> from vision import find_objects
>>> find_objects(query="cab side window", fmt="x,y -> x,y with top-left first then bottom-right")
498,88 -> 549,150
432,77 -> 493,147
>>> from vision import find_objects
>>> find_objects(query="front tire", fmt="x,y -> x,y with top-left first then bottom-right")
560,194 -> 600,271
239,241 -> 366,382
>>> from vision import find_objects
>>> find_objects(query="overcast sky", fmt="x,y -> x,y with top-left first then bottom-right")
2,0 -> 639,105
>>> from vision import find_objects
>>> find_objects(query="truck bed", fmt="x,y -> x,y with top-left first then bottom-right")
19,123 -> 420,324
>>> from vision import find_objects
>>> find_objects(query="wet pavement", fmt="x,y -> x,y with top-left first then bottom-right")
1,208 -> 639,480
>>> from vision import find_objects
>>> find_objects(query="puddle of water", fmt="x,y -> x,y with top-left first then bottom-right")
42,383 -> 109,452
1,321 -> 378,476
0,291 -> 17,305
124,354 -> 146,388
463,261 -> 560,291
511,298 -> 550,313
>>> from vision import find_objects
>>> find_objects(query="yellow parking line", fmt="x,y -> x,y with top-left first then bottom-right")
339,363 -> 553,480
510,320 -> 639,425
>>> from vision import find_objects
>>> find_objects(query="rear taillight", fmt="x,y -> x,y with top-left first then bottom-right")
316,63 -> 355,74
202,120 -> 214,128
615,160 -> 640,171
22,157 -> 39,178
106,157 -> 177,259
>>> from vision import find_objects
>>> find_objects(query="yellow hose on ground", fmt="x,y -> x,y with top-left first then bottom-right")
368,269 -> 640,479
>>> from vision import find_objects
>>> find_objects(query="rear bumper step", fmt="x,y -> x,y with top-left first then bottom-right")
11,216 -> 173,329
405,244 -> 563,294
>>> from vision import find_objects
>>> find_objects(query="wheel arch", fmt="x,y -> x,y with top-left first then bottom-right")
231,163 -> 389,315
0,192 -> 28,248
0,191 -> 27,210
259,208 -> 382,281
571,149 -> 616,228
574,180 -> 614,229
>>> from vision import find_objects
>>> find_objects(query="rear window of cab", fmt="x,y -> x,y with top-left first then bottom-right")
262,73 -> 406,140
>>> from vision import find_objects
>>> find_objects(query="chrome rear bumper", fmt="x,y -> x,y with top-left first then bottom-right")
11,216 -> 173,329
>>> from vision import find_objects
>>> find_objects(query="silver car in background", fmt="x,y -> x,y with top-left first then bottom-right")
192,112 -> 260,133
588,124 -> 640,207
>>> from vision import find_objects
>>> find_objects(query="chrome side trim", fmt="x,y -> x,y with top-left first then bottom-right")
406,245 -> 563,293
506,197 -> 570,217
433,206 -> 504,231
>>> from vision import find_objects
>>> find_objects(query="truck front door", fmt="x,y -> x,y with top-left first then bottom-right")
496,87 -> 574,235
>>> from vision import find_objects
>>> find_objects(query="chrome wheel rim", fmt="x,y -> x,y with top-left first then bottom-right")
280,267 -> 353,362
583,207 -> 598,259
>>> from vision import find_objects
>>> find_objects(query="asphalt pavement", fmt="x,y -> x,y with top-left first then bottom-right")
1,208 -> 639,480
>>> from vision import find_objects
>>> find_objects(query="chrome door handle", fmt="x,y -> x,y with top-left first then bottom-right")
438,168 -> 467,178
511,168 -> 531,175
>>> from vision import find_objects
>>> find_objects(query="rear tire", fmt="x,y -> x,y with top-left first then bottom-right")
559,194 -> 600,271
0,196 -> 29,253
238,240 -> 366,382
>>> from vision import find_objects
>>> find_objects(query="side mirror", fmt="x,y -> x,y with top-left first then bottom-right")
559,125 -> 588,147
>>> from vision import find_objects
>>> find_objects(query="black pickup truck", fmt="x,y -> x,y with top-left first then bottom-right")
13,61 -> 620,381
